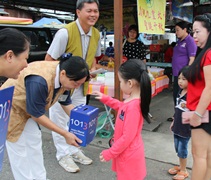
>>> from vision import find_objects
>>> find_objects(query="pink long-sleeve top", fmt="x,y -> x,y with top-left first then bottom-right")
100,94 -> 146,180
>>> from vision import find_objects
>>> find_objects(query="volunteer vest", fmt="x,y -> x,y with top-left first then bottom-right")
64,22 -> 100,95
1,61 -> 65,142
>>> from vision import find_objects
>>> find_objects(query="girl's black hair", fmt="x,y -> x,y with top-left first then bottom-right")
187,13 -> 211,84
0,28 -> 30,56
118,59 -> 151,123
59,53 -> 90,82
178,66 -> 189,79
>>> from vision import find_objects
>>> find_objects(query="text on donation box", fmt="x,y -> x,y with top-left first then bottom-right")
0,86 -> 15,172
69,105 -> 99,147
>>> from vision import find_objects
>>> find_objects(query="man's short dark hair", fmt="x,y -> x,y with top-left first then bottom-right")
76,0 -> 99,10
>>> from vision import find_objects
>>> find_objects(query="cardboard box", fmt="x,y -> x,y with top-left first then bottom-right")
69,104 -> 99,147
158,39 -> 169,45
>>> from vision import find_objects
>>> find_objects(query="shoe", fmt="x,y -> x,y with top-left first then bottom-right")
173,170 -> 189,180
59,154 -> 80,173
168,166 -> 180,175
167,116 -> 174,122
71,150 -> 93,165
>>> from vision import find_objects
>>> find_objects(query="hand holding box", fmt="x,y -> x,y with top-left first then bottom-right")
69,104 -> 99,147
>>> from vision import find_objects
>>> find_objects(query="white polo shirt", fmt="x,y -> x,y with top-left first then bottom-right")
47,19 -> 101,60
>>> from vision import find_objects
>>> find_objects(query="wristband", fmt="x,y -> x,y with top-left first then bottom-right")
194,111 -> 203,118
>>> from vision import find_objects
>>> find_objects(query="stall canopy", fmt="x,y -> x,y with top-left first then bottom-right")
32,17 -> 64,28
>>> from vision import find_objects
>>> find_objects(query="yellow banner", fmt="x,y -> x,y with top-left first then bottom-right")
137,0 -> 166,34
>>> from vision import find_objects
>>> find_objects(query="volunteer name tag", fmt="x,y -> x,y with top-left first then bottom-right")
58,95 -> 68,102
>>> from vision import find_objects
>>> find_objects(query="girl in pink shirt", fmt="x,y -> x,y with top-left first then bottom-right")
93,59 -> 152,180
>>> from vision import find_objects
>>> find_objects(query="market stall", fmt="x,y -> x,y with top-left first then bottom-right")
88,75 -> 169,98
87,73 -> 169,133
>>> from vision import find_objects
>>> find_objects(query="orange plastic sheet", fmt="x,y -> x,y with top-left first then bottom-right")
0,16 -> 33,25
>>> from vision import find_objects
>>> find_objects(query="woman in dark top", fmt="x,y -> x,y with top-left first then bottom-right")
123,24 -> 147,63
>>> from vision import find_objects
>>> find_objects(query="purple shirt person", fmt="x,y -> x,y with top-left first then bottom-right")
167,21 -> 197,122
172,34 -> 197,76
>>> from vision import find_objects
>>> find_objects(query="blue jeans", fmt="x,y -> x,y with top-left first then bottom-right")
174,134 -> 190,159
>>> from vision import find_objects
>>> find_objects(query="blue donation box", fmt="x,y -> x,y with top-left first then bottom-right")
69,105 -> 99,147
0,86 -> 14,172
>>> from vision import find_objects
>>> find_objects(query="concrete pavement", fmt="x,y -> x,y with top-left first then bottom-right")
0,88 -> 193,180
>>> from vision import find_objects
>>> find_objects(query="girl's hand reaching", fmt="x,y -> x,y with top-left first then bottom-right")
99,152 -> 106,162
92,91 -> 103,100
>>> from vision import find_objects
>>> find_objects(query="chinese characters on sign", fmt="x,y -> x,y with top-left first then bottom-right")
137,0 -> 166,34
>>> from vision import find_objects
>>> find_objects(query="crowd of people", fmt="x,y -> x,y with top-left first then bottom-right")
0,0 -> 211,179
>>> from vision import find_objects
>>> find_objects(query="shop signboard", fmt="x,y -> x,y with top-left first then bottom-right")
137,0 -> 166,34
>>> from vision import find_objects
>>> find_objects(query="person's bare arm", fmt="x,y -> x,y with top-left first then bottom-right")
90,58 -> 97,78
188,56 -> 195,65
90,58 -> 97,71
45,54 -> 56,61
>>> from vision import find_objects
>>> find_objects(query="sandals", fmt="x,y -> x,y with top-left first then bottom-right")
168,166 -> 180,175
173,171 -> 189,180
